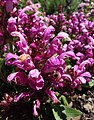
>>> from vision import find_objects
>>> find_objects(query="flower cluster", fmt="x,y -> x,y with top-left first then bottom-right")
0,0 -> 94,117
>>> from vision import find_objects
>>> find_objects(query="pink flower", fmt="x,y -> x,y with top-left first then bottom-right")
57,32 -> 71,41
42,25 -> 55,43
11,31 -> 30,54
59,51 -> 76,59
33,99 -> 40,116
46,89 -> 58,104
46,37 -> 61,57
6,53 -> 35,71
15,54 -> 35,71
14,92 -> 30,102
5,53 -> 18,65
43,56 -> 65,73
33,103 -> 38,116
7,72 -> 28,86
28,69 -> 44,90
4,0 -> 13,12
7,17 -> 17,33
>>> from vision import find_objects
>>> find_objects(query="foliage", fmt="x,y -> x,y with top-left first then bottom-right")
88,77 -> 94,88
31,0 -> 82,15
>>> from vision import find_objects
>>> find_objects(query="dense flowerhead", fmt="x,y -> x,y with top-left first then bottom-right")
0,0 -> 93,118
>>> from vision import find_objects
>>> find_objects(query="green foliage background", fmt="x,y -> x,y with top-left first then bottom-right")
32,0 -> 82,14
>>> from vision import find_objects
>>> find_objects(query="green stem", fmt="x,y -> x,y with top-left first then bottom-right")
8,36 -> 13,53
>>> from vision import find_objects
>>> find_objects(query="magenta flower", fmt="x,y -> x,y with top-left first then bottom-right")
46,89 -> 58,104
4,0 -> 17,12
59,51 -> 76,59
87,36 -> 94,45
7,72 -> 28,86
51,67 -> 65,88
19,6 -> 33,16
43,56 -> 65,73
7,17 -> 17,33
42,25 -> 55,43
73,71 -> 91,86
85,45 -> 93,58
30,27 -> 37,38
18,10 -> 28,24
33,99 -> 40,116
11,31 -> 30,54
0,93 -> 13,107
57,32 -> 71,41
28,69 -> 44,90
68,64 -> 91,87
5,53 -> 18,65
14,92 -> 30,102
15,54 -> 35,71
33,103 -> 38,116
4,0 -> 13,12
6,53 -> 35,71
46,37 -> 62,57
2,3 -> 94,117
79,60 -> 91,72
18,6 -> 34,24
62,74 -> 72,82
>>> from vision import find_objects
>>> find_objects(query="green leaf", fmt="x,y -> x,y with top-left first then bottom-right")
71,0 -> 81,10
25,11 -> 34,15
59,95 -> 68,106
88,77 -> 94,87
52,108 -> 62,120
63,106 -> 82,120
0,58 -> 5,79
52,103 -> 66,120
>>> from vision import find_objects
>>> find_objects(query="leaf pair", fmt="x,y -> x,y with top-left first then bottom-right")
52,95 -> 82,120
